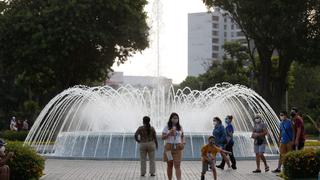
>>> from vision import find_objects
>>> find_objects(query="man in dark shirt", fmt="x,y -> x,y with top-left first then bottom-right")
291,107 -> 305,150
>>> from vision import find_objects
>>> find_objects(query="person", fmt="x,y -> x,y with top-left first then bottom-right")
0,139 -> 14,180
162,112 -> 184,180
291,107 -> 305,150
134,116 -> 158,177
272,111 -> 293,173
212,117 -> 227,169
216,115 -> 237,170
9,117 -> 17,131
251,114 -> 269,173
201,136 -> 231,180
212,117 -> 227,148
16,119 -> 23,131
22,119 -> 29,131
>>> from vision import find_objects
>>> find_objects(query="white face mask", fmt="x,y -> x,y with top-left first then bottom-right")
171,118 -> 178,125
213,121 -> 217,126
0,146 -> 5,153
255,118 -> 261,123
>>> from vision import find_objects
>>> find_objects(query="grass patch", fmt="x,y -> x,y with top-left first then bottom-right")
305,140 -> 320,147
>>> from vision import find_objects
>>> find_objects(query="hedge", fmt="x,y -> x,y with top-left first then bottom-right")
1,130 -> 29,141
6,141 -> 45,180
283,148 -> 320,179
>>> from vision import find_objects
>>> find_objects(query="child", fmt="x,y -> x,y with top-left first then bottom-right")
201,136 -> 231,180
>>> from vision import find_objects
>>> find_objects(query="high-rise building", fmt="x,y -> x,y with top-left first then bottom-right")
188,8 -> 247,76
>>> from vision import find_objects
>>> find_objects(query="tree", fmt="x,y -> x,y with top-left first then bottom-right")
288,63 -> 320,135
180,41 -> 251,90
202,0 -> 320,112
0,0 -> 149,129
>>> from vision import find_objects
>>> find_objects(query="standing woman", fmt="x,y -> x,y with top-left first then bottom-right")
135,116 -> 158,177
212,117 -> 227,149
162,112 -> 184,180
251,114 -> 269,173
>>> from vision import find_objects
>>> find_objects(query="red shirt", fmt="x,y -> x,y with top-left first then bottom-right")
293,116 -> 305,142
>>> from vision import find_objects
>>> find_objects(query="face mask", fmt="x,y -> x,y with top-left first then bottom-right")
209,139 -> 215,145
0,146 -> 5,152
280,116 -> 285,120
254,118 -> 261,123
213,121 -> 217,126
172,118 -> 178,124
225,118 -> 230,124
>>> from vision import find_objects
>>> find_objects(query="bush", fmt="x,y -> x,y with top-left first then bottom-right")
283,148 -> 320,179
6,141 -> 45,180
1,130 -> 29,141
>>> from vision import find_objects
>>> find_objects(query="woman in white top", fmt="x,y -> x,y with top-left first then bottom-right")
162,112 -> 184,180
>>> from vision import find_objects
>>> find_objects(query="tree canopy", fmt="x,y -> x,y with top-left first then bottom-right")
202,0 -> 320,112
180,41 -> 251,90
0,0 -> 149,129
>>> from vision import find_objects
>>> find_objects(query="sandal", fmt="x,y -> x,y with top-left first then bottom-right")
265,166 -> 270,172
252,169 -> 261,173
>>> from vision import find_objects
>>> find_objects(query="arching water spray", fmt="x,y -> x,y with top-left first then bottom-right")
25,83 -> 280,159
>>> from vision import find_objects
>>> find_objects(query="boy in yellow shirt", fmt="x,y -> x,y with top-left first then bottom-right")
201,136 -> 231,180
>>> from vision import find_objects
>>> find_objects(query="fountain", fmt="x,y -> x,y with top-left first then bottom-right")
25,83 -> 280,159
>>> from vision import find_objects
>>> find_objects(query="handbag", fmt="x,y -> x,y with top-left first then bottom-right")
256,138 -> 264,145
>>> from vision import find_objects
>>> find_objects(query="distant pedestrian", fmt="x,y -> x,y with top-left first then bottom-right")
291,107 -> 305,150
22,119 -> 29,131
162,112 -> 184,180
134,116 -> 158,177
251,114 -> 269,173
216,115 -> 237,170
9,117 -> 17,131
16,119 -> 23,131
272,111 -> 293,173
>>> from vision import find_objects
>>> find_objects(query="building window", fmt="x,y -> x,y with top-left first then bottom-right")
231,24 -> 234,30
237,31 -> 245,36
212,16 -> 219,21
212,38 -> 219,43
224,24 -> 227,30
231,32 -> 234,37
212,53 -> 218,58
224,32 -> 227,37
231,19 -> 235,23
212,23 -> 219,29
224,17 -> 227,23
212,31 -> 218,36
212,45 -> 219,51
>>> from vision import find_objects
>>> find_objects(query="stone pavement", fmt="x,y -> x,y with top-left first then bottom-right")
41,159 -> 282,180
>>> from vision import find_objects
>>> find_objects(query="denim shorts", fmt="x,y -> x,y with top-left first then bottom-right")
254,144 -> 266,153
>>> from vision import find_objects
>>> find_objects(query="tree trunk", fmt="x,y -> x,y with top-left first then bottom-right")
256,45 -> 273,104
272,51 -> 293,113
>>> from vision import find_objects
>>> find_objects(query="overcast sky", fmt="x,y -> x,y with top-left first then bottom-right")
112,0 -> 207,84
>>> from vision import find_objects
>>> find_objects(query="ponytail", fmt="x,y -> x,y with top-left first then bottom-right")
143,116 -> 151,135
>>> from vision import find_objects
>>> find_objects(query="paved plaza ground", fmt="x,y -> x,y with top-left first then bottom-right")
41,159 -> 281,180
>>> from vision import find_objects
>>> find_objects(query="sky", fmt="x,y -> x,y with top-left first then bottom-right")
111,0 -> 207,84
